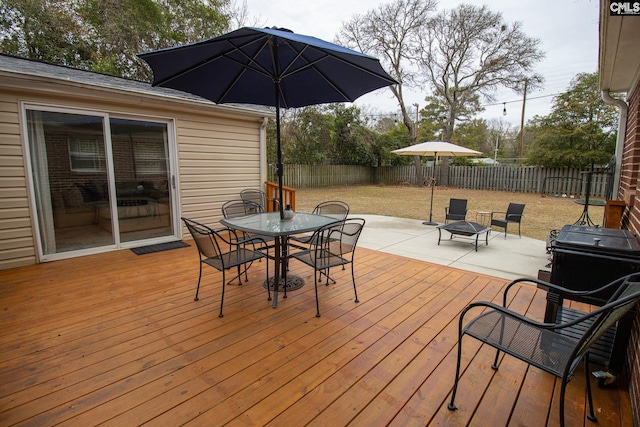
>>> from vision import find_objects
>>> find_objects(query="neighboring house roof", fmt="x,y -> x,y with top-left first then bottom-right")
598,1 -> 640,93
0,53 -> 273,116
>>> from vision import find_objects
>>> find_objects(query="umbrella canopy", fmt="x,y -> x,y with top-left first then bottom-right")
392,140 -> 481,226
138,27 -> 397,217
391,140 -> 482,157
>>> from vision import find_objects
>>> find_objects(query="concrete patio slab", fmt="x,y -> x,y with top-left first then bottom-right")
355,214 -> 548,280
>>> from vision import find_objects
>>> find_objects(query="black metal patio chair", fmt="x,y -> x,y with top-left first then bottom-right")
222,199 -> 262,218
490,202 -> 525,238
444,198 -> 468,223
240,188 -> 279,212
447,272 -> 640,427
290,218 -> 365,317
182,217 -> 268,317
289,200 -> 349,248
221,199 -> 275,254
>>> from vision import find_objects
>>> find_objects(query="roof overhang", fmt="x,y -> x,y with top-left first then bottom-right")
599,1 -> 640,93
0,54 -> 275,120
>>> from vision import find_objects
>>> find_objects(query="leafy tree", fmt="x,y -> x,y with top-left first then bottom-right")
78,0 -> 166,79
526,72 -> 618,168
0,0 -> 93,66
0,0 -> 232,80
381,124 -> 413,166
328,104 -> 375,165
276,104 -> 377,166
281,106 -> 333,165
416,4 -> 544,183
453,119 -> 488,153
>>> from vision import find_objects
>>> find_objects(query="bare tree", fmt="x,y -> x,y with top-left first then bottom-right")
417,4 -> 544,184
227,0 -> 265,29
337,0 -> 437,186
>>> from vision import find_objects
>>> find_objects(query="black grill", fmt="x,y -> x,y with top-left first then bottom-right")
546,224 -> 640,374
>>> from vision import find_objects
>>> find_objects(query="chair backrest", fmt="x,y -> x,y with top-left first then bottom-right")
448,199 -> 467,215
313,200 -> 350,220
182,217 -> 224,260
240,189 -> 267,209
573,273 -> 640,361
222,199 -> 263,218
320,218 -> 365,257
241,188 -> 280,212
505,203 -> 525,223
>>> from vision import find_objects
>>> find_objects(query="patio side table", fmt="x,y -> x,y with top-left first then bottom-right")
475,210 -> 491,226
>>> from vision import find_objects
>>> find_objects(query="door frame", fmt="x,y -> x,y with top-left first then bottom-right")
22,102 -> 181,263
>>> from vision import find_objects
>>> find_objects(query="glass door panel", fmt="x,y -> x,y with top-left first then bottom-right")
26,108 -> 177,259
109,118 -> 173,243
26,110 -> 114,255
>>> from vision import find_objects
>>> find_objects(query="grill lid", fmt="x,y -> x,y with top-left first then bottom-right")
554,225 -> 640,256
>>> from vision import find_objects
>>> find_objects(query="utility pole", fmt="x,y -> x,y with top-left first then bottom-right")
412,103 -> 424,187
413,103 -> 419,141
519,79 -> 528,163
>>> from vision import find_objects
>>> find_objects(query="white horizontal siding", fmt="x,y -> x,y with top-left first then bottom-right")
0,78 -> 266,270
177,111 -> 262,225
0,95 -> 35,269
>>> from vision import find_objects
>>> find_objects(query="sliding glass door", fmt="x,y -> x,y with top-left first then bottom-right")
24,106 -> 177,260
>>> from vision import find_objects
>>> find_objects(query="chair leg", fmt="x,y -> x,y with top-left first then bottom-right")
219,271 -> 226,318
314,280 -> 321,317
584,353 -> 597,422
266,255 -> 271,301
194,262 -> 203,301
559,376 -> 568,427
492,349 -> 501,370
447,333 -> 464,411
351,263 -> 359,303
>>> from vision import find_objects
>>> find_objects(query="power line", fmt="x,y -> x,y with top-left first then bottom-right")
357,91 -> 562,119
483,92 -> 560,107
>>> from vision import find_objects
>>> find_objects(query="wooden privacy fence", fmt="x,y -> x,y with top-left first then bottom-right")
277,164 -> 612,198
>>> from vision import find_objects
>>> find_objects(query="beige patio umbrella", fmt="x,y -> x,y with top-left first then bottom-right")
392,140 -> 482,225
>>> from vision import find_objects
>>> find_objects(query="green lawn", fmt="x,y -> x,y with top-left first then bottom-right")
293,184 -> 607,241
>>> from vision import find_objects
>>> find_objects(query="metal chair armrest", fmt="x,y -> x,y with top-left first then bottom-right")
490,211 -> 505,220
460,300 -> 558,331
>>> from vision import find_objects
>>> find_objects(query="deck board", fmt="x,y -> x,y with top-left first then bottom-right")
0,244 -> 632,426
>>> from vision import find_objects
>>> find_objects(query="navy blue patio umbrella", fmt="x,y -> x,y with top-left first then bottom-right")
138,27 -> 397,218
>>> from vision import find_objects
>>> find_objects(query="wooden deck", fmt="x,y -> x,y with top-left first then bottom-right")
0,243 -> 633,426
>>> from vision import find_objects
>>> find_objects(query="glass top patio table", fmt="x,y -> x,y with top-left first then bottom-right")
220,212 -> 339,308
220,212 -> 338,237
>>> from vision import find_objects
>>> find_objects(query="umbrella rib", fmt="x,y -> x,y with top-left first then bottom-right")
150,35 -> 278,98
143,27 -> 397,107
280,45 -> 397,102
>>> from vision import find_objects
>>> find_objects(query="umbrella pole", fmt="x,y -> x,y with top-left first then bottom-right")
273,55 -> 285,220
275,100 -> 284,220
422,152 -> 438,226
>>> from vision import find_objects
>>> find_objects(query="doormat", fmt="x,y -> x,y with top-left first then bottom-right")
131,241 -> 190,255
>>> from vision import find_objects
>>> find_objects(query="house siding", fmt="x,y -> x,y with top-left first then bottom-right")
0,65 -> 268,270
0,94 -> 34,269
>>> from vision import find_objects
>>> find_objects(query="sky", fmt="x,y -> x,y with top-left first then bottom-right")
241,0 -> 601,127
